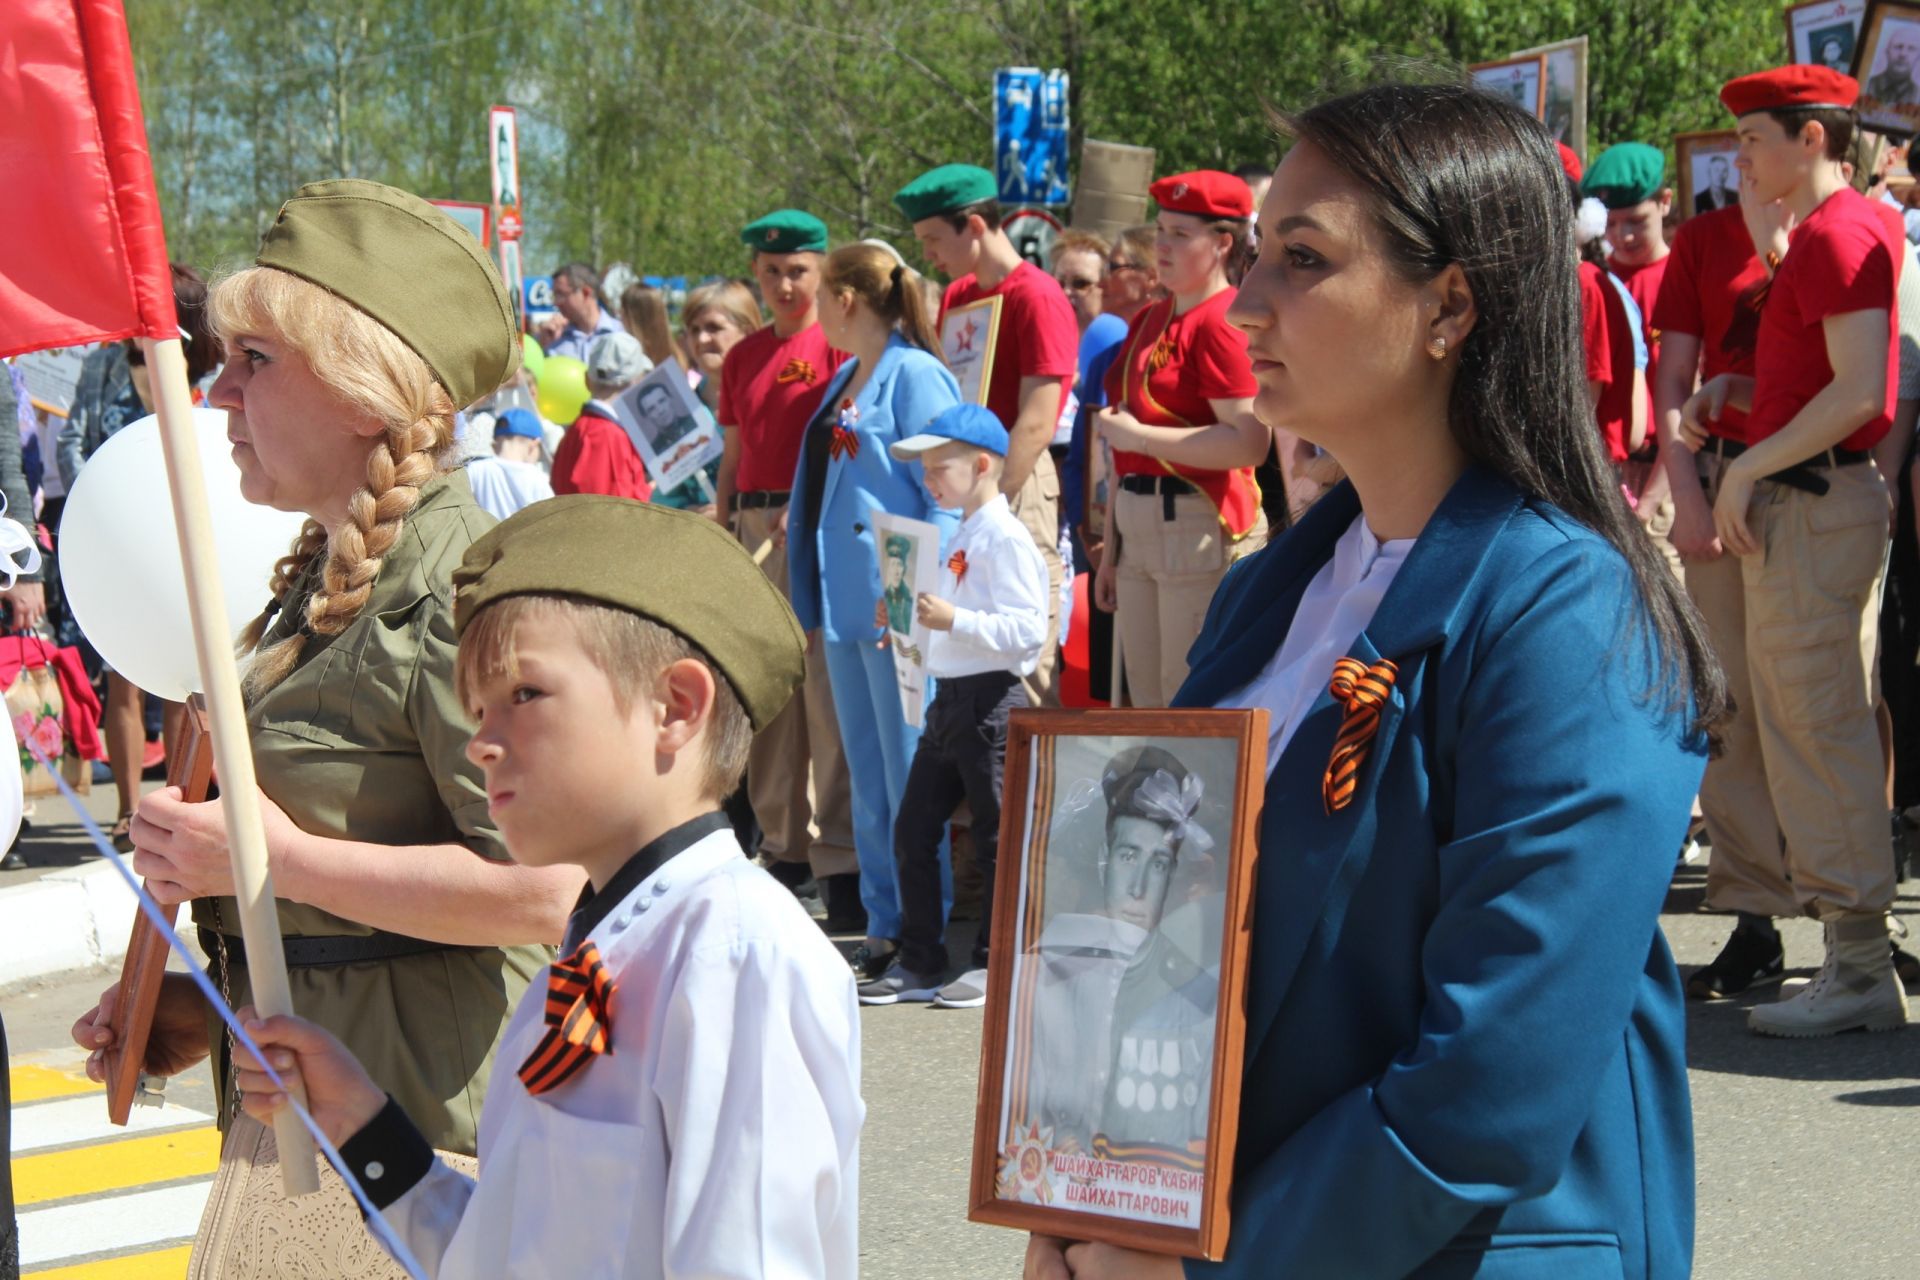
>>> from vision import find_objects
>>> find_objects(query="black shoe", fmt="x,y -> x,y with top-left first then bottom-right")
1687,926 -> 1785,1000
760,858 -> 814,896
1894,944 -> 1920,988
819,873 -> 867,935
1,843 -> 24,871
848,939 -> 897,983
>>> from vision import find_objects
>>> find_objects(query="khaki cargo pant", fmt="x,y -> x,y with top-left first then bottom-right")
1691,453 -> 1893,918
734,504 -> 857,878
1010,451 -> 1064,708
1113,488 -> 1267,708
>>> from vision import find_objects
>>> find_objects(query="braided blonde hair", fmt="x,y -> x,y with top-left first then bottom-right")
210,267 -> 458,699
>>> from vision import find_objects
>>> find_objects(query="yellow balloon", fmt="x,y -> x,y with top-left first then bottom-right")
536,356 -> 590,426
521,333 -> 546,382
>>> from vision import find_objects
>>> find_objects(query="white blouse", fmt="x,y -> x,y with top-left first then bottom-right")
1227,514 -> 1413,774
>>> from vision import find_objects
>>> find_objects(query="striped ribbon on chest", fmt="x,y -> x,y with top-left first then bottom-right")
518,939 -> 617,1096
1323,657 -> 1398,814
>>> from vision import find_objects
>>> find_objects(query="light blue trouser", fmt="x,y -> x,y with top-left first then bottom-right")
821,638 -> 950,940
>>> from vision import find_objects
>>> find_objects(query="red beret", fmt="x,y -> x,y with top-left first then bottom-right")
1556,142 -> 1583,185
1720,65 -> 1859,118
1149,170 -> 1253,219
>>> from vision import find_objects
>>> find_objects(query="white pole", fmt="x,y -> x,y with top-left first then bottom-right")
144,336 -> 320,1196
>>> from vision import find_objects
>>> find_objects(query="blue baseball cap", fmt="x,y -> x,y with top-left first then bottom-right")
494,407 -> 544,440
889,402 -> 1009,460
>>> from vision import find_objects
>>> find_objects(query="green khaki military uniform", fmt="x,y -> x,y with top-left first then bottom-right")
190,470 -> 548,1155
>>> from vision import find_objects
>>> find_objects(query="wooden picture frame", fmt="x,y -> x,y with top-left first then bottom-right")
1675,130 -> 1742,222
1510,35 -> 1591,160
1470,54 -> 1549,123
105,694 -> 213,1125
940,295 -> 1003,408
1787,0 -> 1868,68
969,707 -> 1267,1260
1855,1 -> 1920,135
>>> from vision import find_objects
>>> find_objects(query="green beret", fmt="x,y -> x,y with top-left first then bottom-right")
740,209 -> 828,255
1582,143 -> 1667,209
452,496 -> 804,732
894,164 -> 998,223
256,179 -> 519,408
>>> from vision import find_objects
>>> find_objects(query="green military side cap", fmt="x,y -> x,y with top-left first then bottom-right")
740,209 -> 828,254
894,163 -> 998,222
884,533 -> 912,558
1582,143 -> 1668,209
256,179 -> 519,408
452,495 -> 805,731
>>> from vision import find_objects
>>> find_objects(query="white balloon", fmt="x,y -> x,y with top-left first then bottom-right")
60,408 -> 308,701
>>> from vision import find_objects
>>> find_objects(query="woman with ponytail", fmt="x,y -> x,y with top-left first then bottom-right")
786,239 -> 962,981
1029,83 -> 1724,1280
73,182 -> 577,1170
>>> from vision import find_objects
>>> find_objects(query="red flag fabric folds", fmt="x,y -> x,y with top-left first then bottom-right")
0,0 -> 177,358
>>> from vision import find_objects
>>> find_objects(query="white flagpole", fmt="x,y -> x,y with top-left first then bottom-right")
144,335 -> 320,1196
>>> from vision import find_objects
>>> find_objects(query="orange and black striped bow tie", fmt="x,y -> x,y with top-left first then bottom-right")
948,549 -> 969,582
1323,657 -> 1398,814
518,939 -> 616,1096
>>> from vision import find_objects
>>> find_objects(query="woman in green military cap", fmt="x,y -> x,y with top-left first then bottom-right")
73,181 -> 578,1176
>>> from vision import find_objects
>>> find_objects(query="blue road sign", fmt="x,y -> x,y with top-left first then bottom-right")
995,68 -> 1070,207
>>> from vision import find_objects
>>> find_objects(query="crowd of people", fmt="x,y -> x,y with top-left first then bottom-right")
0,51 -> 1908,1280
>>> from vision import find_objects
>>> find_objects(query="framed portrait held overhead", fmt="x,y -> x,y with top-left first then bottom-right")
941,295 -> 1003,407
611,358 -> 723,495
870,511 -> 942,729
1855,1 -> 1920,134
969,708 -> 1267,1261
1469,54 -> 1548,122
1674,130 -> 1742,221
1510,35 -> 1590,160
1787,0 -> 1868,69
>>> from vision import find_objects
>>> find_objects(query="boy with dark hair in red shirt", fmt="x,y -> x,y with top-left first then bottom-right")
1675,65 -> 1907,1037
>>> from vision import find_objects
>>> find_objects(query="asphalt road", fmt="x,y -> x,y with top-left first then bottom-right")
5,863 -> 1918,1277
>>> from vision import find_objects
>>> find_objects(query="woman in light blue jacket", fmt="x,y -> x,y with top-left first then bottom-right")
788,241 -> 960,980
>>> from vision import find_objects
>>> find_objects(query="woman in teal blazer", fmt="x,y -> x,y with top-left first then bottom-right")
787,242 -> 960,970
1030,84 -> 1725,1280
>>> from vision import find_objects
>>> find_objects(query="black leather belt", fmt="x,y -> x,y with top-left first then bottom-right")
1703,437 -> 1870,498
1119,472 -> 1197,519
201,928 -> 482,969
734,489 -> 790,510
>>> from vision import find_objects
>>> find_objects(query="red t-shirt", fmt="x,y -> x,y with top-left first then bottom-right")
551,403 -> 653,502
1651,206 -> 1770,443
1101,289 -> 1262,537
941,261 -> 1079,431
1613,253 -> 1667,434
1580,261 -> 1636,462
717,322 -> 845,492
1748,187 -> 1899,452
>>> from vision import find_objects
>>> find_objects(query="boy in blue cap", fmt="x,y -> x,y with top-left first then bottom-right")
860,404 -> 1049,1007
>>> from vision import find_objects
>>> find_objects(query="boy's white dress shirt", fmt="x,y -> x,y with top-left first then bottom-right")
925,493 -> 1049,678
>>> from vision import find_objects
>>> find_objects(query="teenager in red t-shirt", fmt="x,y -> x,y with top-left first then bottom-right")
1674,66 -> 1907,1037
898,163 -> 1078,702
712,208 -> 859,929
1088,170 -> 1269,707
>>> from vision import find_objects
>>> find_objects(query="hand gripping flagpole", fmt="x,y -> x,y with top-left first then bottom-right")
144,335 -> 321,1196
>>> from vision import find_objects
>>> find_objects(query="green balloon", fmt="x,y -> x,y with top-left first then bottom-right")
521,333 -> 545,381
536,355 -> 591,426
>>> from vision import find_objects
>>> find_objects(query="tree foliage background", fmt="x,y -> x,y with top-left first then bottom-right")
127,0 -> 1789,280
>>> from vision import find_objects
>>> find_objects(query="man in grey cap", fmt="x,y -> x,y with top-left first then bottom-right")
552,332 -> 654,499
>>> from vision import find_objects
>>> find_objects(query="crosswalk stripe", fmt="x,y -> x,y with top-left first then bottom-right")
17,1183 -> 212,1268
11,1095 -> 210,1154
12,1127 -> 220,1206
8,1065 -> 98,1104
25,1243 -> 193,1279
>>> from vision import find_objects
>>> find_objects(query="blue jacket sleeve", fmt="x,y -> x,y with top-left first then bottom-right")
1191,540 -> 1703,1278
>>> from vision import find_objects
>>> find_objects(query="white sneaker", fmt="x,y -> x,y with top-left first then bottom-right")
1749,916 -> 1910,1038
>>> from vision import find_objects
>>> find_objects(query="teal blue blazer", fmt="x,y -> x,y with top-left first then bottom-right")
1176,467 -> 1702,1279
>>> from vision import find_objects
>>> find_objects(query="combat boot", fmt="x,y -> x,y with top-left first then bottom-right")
1749,913 -> 1910,1038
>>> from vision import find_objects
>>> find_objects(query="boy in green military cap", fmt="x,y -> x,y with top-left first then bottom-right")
228,496 -> 863,1278
895,162 -> 1076,706
712,207 -> 862,929
1584,141 -> 1678,566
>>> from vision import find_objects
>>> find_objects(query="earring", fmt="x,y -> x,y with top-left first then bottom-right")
1428,336 -> 1448,359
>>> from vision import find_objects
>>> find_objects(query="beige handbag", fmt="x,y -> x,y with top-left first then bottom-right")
187,1112 -> 477,1279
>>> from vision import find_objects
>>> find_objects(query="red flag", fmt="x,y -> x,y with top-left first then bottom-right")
0,0 -> 177,359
